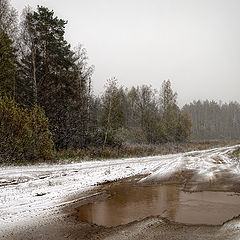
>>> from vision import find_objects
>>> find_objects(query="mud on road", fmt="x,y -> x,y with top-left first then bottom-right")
3,175 -> 240,240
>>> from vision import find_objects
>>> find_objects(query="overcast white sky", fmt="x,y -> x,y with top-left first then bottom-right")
11,0 -> 240,106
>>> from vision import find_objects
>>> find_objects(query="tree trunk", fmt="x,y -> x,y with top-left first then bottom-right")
103,99 -> 112,148
32,45 -> 37,104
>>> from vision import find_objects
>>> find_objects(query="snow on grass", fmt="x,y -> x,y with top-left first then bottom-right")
0,145 -> 240,230
142,145 -> 240,184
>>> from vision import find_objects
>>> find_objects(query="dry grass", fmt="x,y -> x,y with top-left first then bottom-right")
56,140 -> 240,162
6,140 -> 238,166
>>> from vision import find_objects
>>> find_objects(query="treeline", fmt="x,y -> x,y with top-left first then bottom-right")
183,100 -> 240,140
0,1 -> 191,163
94,79 -> 192,146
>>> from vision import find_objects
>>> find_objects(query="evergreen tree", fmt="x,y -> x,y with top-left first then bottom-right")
19,6 -> 93,149
0,95 -> 54,163
0,0 -> 18,97
159,80 -> 179,142
176,111 -> 192,142
159,80 -> 192,142
0,30 -> 17,96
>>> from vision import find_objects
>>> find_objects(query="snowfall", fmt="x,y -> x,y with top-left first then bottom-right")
1,145 -> 240,232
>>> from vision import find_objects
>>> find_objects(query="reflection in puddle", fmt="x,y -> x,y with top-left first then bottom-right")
76,183 -> 240,227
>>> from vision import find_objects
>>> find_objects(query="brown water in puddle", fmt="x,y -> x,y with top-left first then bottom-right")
76,183 -> 240,227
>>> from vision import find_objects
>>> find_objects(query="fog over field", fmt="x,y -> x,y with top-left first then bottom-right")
12,0 -> 240,106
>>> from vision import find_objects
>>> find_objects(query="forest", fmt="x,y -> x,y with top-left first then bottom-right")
0,0 -> 238,164
183,100 -> 240,140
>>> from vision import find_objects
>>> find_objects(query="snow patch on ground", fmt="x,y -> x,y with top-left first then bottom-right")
0,145 -> 240,230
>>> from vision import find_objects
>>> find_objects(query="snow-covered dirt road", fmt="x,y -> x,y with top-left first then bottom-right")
1,145 -> 240,239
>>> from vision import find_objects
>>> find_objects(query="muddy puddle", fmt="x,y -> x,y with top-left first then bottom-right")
75,182 -> 240,227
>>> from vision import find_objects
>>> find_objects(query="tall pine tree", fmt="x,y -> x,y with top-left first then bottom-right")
0,0 -> 18,97
0,30 -> 17,96
19,6 -> 93,149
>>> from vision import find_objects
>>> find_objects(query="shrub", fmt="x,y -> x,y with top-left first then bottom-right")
87,127 -> 124,147
0,95 -> 54,163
